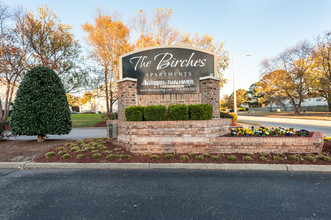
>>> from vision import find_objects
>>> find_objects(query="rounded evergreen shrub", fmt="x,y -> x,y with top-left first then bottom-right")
144,105 -> 167,121
125,106 -> 144,121
168,104 -> 188,120
189,104 -> 213,120
9,66 -> 72,141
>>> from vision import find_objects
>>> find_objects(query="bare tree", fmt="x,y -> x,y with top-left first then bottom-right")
0,4 -> 26,121
314,31 -> 331,111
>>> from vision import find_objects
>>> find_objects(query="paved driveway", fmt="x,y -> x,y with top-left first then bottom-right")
8,127 -> 107,141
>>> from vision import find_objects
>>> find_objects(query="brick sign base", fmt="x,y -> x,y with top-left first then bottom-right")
107,120 -> 324,154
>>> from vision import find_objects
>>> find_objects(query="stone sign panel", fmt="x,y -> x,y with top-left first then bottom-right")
120,46 -> 216,95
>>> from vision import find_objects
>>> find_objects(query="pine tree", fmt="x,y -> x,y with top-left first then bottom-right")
10,66 -> 72,142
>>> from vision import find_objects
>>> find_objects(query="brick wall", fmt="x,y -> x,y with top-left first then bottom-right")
117,78 -> 137,120
107,120 -> 324,154
200,77 -> 220,118
117,76 -> 221,120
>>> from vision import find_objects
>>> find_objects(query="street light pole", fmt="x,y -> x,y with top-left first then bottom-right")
233,56 -> 236,114
233,54 -> 251,115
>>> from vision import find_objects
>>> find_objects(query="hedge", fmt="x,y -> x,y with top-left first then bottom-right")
144,105 -> 167,121
220,111 -> 238,122
189,104 -> 213,120
125,106 -> 145,121
168,104 -> 188,120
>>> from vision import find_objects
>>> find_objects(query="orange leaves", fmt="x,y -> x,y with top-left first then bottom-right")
82,11 -> 131,80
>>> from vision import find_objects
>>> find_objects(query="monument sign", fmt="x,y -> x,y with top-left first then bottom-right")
120,46 -> 216,95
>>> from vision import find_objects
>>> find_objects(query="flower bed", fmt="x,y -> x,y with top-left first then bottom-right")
107,120 -> 323,154
231,126 -> 309,137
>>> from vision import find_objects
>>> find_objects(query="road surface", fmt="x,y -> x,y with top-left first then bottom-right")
0,169 -> 330,219
239,115 -> 331,136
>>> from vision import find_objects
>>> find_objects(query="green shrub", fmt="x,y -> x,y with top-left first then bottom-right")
288,155 -> 299,161
227,155 -> 237,161
195,155 -> 204,160
168,104 -> 188,121
45,152 -> 55,158
114,148 -> 122,151
58,151 -> 67,156
242,156 -> 253,161
77,154 -> 85,160
180,155 -> 189,160
189,104 -> 213,120
220,111 -> 238,122
304,155 -> 316,163
144,105 -> 167,121
150,155 -> 160,160
102,112 -> 118,120
92,153 -> 102,159
120,154 -> 131,160
70,146 -> 80,152
106,154 -> 117,160
210,155 -> 220,161
55,147 -> 64,151
273,156 -> 283,161
125,106 -> 145,121
62,153 -> 70,159
318,154 -> 331,162
164,154 -> 174,159
10,66 -> 72,140
259,156 -> 267,161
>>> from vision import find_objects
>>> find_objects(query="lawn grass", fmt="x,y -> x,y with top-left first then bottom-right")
238,111 -> 331,121
71,114 -> 105,127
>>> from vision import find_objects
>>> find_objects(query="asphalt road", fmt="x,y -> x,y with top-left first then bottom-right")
1,169 -> 330,219
239,115 -> 331,136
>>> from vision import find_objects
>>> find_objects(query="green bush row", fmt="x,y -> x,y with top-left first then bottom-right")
220,111 -> 238,122
125,104 -> 213,121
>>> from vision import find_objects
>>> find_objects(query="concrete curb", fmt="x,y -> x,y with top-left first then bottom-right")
0,162 -> 331,172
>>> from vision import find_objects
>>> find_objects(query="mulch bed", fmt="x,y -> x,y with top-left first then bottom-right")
93,121 -> 106,127
34,138 -> 331,165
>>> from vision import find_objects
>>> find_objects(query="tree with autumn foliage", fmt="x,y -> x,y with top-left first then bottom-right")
0,4 -> 26,121
222,89 -> 249,109
261,41 -> 316,114
82,10 -> 131,113
16,5 -> 87,93
313,31 -> 331,111
131,8 -> 229,87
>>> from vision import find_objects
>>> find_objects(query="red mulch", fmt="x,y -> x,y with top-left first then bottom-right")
34,138 -> 331,165
93,121 -> 106,127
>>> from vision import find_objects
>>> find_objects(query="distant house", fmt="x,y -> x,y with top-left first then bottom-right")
80,98 -> 118,113
267,97 -> 327,108
253,97 -> 329,112
0,80 -> 18,111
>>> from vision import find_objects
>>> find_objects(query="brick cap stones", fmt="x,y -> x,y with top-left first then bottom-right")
117,77 -> 137,83
199,76 -> 222,81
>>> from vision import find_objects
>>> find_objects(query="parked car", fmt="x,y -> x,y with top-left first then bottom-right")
70,111 -> 78,114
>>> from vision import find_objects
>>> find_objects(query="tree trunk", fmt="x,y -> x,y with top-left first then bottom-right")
104,65 -> 110,113
37,134 -> 45,142
109,80 -> 113,113
0,99 -> 3,121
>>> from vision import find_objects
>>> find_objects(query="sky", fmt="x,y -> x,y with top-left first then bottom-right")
3,0 -> 331,96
